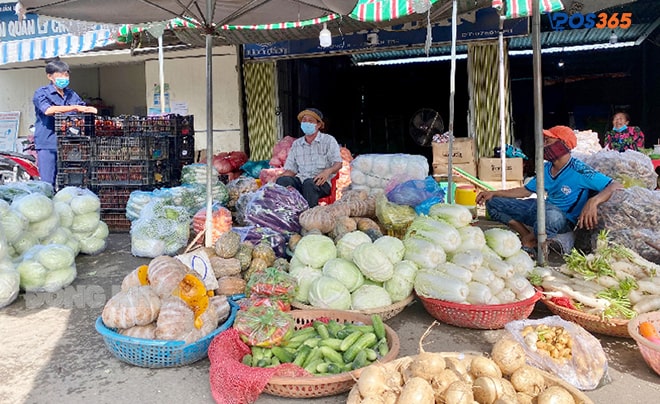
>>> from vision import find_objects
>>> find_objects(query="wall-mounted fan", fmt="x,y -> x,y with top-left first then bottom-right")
409,108 -> 444,147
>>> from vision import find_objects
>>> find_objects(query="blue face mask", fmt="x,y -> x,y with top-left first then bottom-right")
613,125 -> 627,133
54,77 -> 69,89
300,122 -> 317,135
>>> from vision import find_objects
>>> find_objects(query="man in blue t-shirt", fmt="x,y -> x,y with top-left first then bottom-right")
476,125 -> 622,254
33,59 -> 97,187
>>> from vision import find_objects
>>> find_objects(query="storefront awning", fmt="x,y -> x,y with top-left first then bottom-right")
1,28 -> 115,65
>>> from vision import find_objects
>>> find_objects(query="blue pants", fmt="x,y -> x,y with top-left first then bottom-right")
485,197 -> 574,239
37,149 -> 57,188
276,176 -> 330,208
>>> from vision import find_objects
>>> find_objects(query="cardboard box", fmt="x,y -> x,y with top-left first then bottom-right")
432,138 -> 475,165
478,157 -> 524,181
432,161 -> 477,181
480,180 -> 524,191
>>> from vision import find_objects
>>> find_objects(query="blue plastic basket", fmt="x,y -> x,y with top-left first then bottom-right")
95,299 -> 239,368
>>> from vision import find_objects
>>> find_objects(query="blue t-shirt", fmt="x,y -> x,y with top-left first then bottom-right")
524,157 -> 613,224
33,84 -> 85,150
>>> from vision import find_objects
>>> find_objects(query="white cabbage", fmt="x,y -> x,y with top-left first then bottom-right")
428,203 -> 473,228
294,234 -> 337,269
352,243 -> 394,282
336,231 -> 372,261
351,284 -> 392,310
308,276 -> 351,310
403,237 -> 446,270
1,209 -> 28,243
484,228 -> 522,258
322,258 -> 364,292
373,236 -> 405,264
11,193 -> 53,223
0,258 -> 20,308
383,274 -> 414,303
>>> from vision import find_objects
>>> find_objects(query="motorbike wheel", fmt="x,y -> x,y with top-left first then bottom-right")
0,159 -> 32,184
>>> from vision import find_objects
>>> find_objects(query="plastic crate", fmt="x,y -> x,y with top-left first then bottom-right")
94,116 -> 124,136
58,137 -> 91,162
169,157 -> 194,186
90,161 -> 155,186
94,136 -> 169,161
56,162 -> 90,187
171,114 -> 194,136
123,116 -> 172,136
169,134 -> 195,160
55,113 -> 95,137
100,210 -> 132,232
93,186 -> 133,210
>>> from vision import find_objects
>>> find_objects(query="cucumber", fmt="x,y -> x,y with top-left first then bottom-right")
339,330 -> 363,352
314,321 -> 330,340
351,349 -> 369,370
316,362 -> 330,374
319,338 -> 343,351
251,346 -> 264,362
326,320 -> 342,338
270,357 -> 281,366
262,348 -> 273,359
256,358 -> 271,368
335,328 -> 353,340
327,362 -> 343,374
302,346 -> 322,368
343,332 -> 378,362
293,345 -> 311,367
319,346 -> 344,365
302,338 -> 320,348
271,346 -> 295,363
242,354 -> 253,366
364,348 -> 378,361
288,327 -> 317,342
304,358 -> 324,374
371,314 -> 386,340
377,337 -> 389,357
346,324 -> 375,334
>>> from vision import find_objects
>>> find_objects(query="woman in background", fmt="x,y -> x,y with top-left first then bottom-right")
604,111 -> 645,152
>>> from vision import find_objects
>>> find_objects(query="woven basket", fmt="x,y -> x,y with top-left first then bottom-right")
290,294 -> 414,321
417,291 -> 542,329
262,310 -> 400,398
95,299 -> 238,368
628,311 -> 660,376
541,297 -> 631,338
346,353 -> 593,404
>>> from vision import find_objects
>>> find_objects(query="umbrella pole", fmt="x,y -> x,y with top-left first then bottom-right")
204,4 -> 215,248
447,0 -> 458,204
532,0 -> 546,264
498,17 -> 507,189
158,35 -> 165,114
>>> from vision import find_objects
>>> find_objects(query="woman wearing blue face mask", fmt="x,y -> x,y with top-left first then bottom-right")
603,111 -> 645,152
32,59 -> 97,188
276,108 -> 342,207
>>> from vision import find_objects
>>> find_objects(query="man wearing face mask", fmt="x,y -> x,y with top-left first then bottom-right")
276,108 -> 342,208
476,125 -> 622,256
33,59 -> 97,188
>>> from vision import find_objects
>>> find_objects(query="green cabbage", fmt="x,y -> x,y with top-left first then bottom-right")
71,211 -> 101,234
383,274 -> 413,303
54,202 -> 74,228
373,236 -> 405,264
70,192 -> 101,215
290,267 -> 322,304
17,259 -> 48,291
352,243 -> 394,282
322,258 -> 364,292
36,244 -> 75,271
42,266 -> 77,292
12,232 -> 39,256
40,227 -> 70,246
12,193 -> 53,223
0,259 -> 20,308
294,234 -> 337,269
351,284 -> 392,310
336,231 -> 372,260
392,260 -> 418,284
91,221 -> 110,240
484,228 -> 522,258
308,275 -> 351,310
28,213 -> 60,240
52,186 -> 80,204
0,209 -> 28,244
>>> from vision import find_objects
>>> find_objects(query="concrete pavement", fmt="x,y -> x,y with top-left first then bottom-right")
1,233 -> 658,404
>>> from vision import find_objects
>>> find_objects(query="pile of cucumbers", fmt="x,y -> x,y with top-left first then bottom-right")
242,314 -> 389,375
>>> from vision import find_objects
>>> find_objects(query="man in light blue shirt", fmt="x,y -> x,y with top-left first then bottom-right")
276,108 -> 342,207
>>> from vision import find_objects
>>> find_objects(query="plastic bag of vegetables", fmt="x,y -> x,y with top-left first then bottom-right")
244,183 -> 309,235
233,305 -> 294,348
16,244 -> 77,292
0,258 -> 20,308
131,200 -> 191,258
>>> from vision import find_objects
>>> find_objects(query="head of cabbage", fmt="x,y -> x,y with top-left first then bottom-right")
322,258 -> 364,292
307,275 -> 351,310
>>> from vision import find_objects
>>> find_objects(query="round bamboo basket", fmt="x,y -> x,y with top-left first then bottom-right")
541,297 -> 631,338
346,353 -> 594,404
290,294 -> 414,321
262,310 -> 400,398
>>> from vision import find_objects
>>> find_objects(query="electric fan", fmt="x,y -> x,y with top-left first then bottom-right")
409,108 -> 444,147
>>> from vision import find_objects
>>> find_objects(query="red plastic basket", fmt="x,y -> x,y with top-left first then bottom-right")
417,290 -> 542,330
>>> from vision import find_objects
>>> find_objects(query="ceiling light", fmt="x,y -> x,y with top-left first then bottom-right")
319,23 -> 332,48
558,59 -> 565,68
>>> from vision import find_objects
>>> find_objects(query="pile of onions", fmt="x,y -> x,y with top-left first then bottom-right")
348,323 -> 579,404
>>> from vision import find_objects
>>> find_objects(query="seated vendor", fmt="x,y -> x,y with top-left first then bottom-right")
276,108 -> 342,208
476,125 -> 623,255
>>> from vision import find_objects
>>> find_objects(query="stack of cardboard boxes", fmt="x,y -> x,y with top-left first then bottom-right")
431,137 -> 524,190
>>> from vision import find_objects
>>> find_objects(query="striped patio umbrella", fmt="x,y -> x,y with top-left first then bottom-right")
115,18 -> 198,43
492,0 -> 564,19
220,13 -> 338,30
350,0 -> 439,22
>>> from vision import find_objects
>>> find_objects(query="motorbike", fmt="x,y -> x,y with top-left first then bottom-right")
0,132 -> 40,184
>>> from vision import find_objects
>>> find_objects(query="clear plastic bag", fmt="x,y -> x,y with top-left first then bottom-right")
505,315 -> 610,390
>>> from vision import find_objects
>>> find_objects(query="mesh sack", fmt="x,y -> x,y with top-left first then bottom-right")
208,328 -> 308,404
575,149 -> 658,190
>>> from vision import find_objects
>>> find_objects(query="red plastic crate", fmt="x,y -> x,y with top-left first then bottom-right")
90,161 -> 154,186
94,137 -> 169,161
94,187 -> 133,210
101,211 -> 131,232
58,138 -> 91,162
